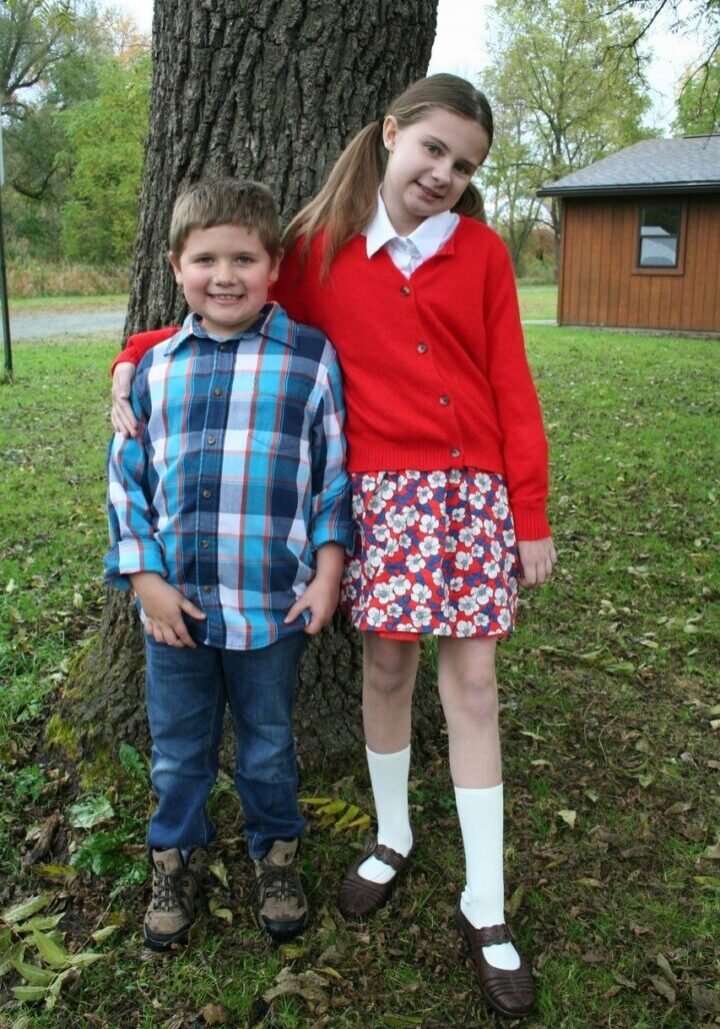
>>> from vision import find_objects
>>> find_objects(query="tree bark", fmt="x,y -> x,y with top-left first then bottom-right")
60,0 -> 441,775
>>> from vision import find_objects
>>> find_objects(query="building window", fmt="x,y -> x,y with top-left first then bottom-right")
638,204 -> 682,268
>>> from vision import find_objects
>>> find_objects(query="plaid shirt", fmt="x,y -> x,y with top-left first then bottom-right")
105,303 -> 353,650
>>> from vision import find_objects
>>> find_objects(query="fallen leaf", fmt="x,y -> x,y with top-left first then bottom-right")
691,984 -> 720,1013
30,929 -> 70,968
665,801 -> 693,816
199,1003 -> 231,1025
581,949 -> 606,964
91,925 -> 118,943
208,860 -> 229,888
575,877 -> 603,888
0,896 -> 53,925
649,976 -> 676,1004
557,809 -> 577,829
701,841 -> 720,861
263,967 -> 329,1005
655,953 -> 677,985
506,885 -> 525,918
693,875 -> 720,889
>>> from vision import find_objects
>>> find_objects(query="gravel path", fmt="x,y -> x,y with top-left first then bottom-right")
9,308 -> 127,342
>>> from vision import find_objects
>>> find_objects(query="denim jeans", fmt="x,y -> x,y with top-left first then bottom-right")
144,630 -> 307,859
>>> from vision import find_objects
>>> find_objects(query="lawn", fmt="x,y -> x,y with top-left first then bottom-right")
517,285 -> 557,321
0,328 -> 718,1028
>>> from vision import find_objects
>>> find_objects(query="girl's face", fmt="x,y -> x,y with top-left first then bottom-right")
381,107 -> 490,236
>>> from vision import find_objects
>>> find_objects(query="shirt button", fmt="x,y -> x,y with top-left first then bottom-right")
219,344 -> 229,352
202,584 -> 212,594
417,343 -> 428,354
439,395 -> 450,406
200,539 -> 210,549
213,387 -> 223,397
450,447 -> 461,458
202,488 -> 212,498
207,435 -> 216,445
400,285 -> 411,296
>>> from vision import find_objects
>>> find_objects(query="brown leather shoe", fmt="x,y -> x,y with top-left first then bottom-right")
338,837 -> 414,917
456,903 -> 536,1018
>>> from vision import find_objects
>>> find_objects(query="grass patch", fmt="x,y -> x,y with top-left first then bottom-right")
0,329 -> 718,1026
9,294 -> 128,314
7,260 -> 129,299
517,285 -> 558,320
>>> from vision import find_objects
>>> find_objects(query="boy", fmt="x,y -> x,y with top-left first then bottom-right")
105,179 -> 353,951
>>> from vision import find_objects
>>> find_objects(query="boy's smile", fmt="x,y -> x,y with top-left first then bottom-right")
170,223 -> 281,338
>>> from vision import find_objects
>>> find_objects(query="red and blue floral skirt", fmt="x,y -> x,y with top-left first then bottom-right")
340,468 -> 519,640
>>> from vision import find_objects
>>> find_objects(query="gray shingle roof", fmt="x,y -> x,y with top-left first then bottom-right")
537,136 -> 720,197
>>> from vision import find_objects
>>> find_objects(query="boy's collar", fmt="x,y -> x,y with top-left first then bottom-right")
163,302 -> 295,355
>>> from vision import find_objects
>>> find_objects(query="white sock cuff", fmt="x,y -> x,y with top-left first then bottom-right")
366,744 -> 411,762
454,782 -> 503,801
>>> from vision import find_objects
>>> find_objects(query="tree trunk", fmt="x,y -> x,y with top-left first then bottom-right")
59,0 -> 440,776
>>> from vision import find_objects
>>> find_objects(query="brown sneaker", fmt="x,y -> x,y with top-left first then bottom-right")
249,838 -> 308,942
143,848 -> 205,952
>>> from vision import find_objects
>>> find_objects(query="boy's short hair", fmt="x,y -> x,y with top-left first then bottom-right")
169,178 -> 281,258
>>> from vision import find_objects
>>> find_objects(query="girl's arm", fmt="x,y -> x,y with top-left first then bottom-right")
110,328 -> 178,437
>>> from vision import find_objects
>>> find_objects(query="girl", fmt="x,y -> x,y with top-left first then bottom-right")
111,74 -> 555,1019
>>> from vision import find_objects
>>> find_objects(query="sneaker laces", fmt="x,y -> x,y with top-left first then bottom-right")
151,868 -> 181,913
252,865 -> 300,904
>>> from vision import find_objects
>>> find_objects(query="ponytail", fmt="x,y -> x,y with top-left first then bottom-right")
284,74 -> 493,276
284,121 -> 385,275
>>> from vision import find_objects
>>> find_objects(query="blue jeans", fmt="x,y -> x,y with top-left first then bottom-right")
144,631 -> 307,859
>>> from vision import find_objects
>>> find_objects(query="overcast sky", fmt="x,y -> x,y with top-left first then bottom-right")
111,0 -> 705,131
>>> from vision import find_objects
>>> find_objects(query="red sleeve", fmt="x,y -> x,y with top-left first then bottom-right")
272,238 -> 322,325
110,327 -> 179,375
483,235 -> 551,540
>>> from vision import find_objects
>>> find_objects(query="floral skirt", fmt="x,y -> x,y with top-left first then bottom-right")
340,469 -> 519,640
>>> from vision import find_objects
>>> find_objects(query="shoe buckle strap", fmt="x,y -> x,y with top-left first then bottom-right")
474,922 -> 512,946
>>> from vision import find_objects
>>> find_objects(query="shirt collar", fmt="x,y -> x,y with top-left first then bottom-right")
163,301 -> 295,355
365,191 -> 458,260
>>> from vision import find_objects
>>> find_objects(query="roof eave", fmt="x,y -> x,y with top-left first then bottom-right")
536,181 -> 720,198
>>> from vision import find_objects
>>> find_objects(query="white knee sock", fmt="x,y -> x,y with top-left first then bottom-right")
455,783 -> 520,971
357,745 -> 413,884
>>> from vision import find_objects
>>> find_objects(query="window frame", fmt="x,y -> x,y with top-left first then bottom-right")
632,200 -> 686,276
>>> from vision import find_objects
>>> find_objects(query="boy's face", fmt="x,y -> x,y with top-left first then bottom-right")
169,223 -> 281,338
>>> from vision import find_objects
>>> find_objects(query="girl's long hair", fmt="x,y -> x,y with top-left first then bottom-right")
283,73 -> 494,273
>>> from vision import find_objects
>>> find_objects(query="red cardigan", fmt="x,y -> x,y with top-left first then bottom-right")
113,218 -> 550,539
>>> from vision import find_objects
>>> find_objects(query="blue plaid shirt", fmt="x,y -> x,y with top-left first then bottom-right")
105,303 -> 353,649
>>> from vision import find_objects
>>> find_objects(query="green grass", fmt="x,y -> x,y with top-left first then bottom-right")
0,329 -> 718,1027
9,294 -> 128,313
517,285 -> 557,320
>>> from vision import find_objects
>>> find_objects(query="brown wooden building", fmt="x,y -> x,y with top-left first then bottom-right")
537,136 -> 720,333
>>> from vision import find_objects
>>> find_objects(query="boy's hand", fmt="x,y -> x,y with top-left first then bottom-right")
284,543 -> 344,635
517,537 -> 557,586
130,572 -> 206,647
284,576 -> 340,635
111,362 -> 139,437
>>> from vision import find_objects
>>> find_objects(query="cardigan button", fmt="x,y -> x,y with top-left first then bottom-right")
417,343 -> 428,353
400,285 -> 411,296
439,395 -> 450,406
207,435 -> 217,445
202,488 -> 212,498
213,387 -> 223,397
450,447 -> 461,458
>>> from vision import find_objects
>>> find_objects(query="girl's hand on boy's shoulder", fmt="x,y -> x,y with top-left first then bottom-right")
517,537 -> 557,587
111,362 -> 139,437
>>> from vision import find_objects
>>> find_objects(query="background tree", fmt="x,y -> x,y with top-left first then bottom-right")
483,0 -> 654,269
0,0 -> 149,259
61,52 -> 151,264
673,54 -> 720,133
60,0 -> 442,773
